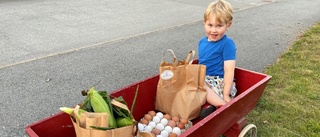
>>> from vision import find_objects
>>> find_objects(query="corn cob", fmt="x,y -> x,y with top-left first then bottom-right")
88,87 -> 117,128
59,107 -> 86,119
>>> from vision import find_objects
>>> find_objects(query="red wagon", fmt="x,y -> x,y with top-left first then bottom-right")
25,67 -> 271,137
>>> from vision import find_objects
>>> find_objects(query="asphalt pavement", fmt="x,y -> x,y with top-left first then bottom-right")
1,0 -> 320,136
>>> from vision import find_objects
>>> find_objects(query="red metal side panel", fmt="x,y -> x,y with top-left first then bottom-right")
25,112 -> 75,137
110,75 -> 159,121
181,68 -> 271,137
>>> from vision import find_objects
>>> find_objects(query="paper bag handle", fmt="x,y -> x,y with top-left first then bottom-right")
73,105 -> 81,124
185,50 -> 195,65
111,99 -> 130,112
161,49 -> 177,64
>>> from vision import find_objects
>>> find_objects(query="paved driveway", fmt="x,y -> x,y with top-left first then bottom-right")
0,0 -> 319,136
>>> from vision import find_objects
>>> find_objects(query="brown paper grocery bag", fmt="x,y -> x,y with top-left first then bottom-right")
71,119 -> 134,137
71,105 -> 134,137
136,131 -> 154,137
155,49 -> 207,120
79,111 -> 109,129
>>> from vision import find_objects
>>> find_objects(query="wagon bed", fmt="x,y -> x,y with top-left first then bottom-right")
26,67 -> 271,137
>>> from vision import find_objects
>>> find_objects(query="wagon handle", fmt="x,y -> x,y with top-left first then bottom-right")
161,49 -> 177,65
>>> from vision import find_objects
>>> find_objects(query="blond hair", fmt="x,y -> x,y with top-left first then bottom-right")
204,0 -> 233,24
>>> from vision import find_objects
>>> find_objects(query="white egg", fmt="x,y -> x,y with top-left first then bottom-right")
144,125 -> 153,132
172,127 -> 181,136
155,123 -> 165,131
149,121 -> 157,129
156,112 -> 164,119
156,135 -> 163,137
153,116 -> 161,124
160,118 -> 168,126
164,126 -> 172,133
138,123 -> 145,131
160,130 -> 169,137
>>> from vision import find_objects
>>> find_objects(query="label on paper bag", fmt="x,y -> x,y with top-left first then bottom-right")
161,70 -> 174,80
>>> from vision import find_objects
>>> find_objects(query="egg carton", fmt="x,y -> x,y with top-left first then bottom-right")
135,120 -> 192,137
136,111 -> 193,137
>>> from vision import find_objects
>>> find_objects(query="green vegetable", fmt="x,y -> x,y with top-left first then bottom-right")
113,85 -> 139,127
88,87 -> 117,128
116,117 -> 134,128
79,91 -> 93,112
61,82 -> 139,130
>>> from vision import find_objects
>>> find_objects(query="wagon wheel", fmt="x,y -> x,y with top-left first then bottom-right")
238,124 -> 257,137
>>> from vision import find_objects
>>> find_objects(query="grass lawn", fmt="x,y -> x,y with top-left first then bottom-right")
246,22 -> 320,136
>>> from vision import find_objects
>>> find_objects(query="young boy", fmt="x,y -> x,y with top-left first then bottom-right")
198,0 -> 237,118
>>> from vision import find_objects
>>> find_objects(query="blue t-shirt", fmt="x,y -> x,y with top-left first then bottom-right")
198,35 -> 236,77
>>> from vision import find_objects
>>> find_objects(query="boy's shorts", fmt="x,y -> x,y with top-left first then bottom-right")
205,76 -> 237,99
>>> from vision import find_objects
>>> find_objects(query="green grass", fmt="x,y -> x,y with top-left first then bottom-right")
246,22 -> 320,137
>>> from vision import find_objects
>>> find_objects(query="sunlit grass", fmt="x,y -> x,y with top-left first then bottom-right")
247,22 -> 320,137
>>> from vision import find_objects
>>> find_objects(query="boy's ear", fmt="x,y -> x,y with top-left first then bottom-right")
228,21 -> 232,26
227,21 -> 232,29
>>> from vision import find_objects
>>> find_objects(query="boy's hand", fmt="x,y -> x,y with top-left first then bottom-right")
224,95 -> 231,102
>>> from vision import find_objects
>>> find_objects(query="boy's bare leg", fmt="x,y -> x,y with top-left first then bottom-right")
205,83 -> 226,107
